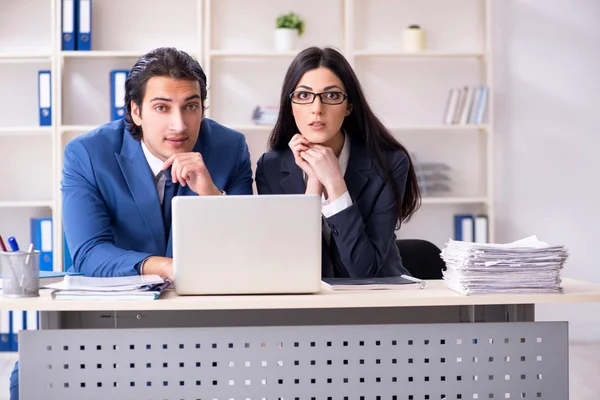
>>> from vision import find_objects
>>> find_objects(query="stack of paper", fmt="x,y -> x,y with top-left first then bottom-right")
44,275 -> 171,300
441,235 -> 568,295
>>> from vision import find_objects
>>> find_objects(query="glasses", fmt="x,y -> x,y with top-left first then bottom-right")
289,91 -> 348,105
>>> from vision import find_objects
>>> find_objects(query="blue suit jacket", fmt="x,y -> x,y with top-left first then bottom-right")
61,118 -> 253,277
255,139 -> 411,278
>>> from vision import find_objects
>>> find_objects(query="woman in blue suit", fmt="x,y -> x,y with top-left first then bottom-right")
255,47 -> 421,278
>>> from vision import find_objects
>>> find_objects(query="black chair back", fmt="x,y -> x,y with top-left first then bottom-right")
396,239 -> 446,279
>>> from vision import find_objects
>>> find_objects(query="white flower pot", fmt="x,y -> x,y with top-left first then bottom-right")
274,28 -> 299,52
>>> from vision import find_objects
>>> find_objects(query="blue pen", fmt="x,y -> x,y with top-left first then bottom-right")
7,237 -> 19,252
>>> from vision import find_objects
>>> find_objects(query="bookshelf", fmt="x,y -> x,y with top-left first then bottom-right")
0,0 -> 493,271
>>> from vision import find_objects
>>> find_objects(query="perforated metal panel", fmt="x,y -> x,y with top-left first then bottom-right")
20,322 -> 568,400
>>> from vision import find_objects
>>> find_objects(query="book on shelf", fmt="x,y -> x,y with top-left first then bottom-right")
443,86 -> 488,126
251,105 -> 279,125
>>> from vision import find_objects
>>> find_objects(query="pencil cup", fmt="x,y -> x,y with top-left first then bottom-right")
1,251 -> 40,298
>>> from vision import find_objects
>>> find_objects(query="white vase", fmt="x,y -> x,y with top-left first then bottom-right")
274,28 -> 299,52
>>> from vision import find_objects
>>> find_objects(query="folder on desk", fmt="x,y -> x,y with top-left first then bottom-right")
110,70 -> 129,121
38,70 -> 52,126
76,0 -> 92,51
0,311 -> 10,352
31,217 -> 53,271
10,311 -> 24,352
454,214 -> 474,242
61,0 -> 77,50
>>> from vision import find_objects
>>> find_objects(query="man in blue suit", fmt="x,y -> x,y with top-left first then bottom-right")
63,46 -> 253,279
9,47 -> 253,399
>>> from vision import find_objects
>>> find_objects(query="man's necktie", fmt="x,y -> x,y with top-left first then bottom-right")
161,168 -> 178,243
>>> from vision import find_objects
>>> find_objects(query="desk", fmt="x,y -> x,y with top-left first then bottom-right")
4,278 -> 600,399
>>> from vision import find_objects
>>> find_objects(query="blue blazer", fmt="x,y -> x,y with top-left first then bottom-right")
255,138 -> 411,278
62,118 -> 253,277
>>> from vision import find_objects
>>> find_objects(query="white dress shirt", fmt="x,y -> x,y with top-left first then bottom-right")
141,141 -> 167,205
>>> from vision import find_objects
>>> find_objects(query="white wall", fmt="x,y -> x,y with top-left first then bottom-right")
493,0 -> 600,340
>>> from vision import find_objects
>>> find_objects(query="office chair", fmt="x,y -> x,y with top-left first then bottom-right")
396,239 -> 446,279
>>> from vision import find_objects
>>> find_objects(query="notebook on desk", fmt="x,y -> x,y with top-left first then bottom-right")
172,195 -> 322,295
322,275 -> 427,290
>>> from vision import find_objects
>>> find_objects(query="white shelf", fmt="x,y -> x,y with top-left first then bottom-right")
60,51 -> 145,59
0,201 -> 53,209
61,125 -> 97,133
0,127 -> 52,136
391,125 -> 489,131
229,124 -> 274,132
61,50 -> 200,59
421,197 -> 488,205
0,53 -> 52,63
208,50 -> 298,58
228,124 -> 488,133
353,50 -> 485,59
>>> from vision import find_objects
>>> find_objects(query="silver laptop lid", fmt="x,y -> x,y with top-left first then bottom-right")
172,194 -> 322,295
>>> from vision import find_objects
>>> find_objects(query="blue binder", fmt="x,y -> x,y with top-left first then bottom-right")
10,311 -> 24,352
38,70 -> 52,126
0,311 -> 10,352
31,218 -> 53,271
61,0 -> 77,50
454,214 -> 475,242
76,0 -> 92,51
110,70 -> 130,121
25,311 -> 38,331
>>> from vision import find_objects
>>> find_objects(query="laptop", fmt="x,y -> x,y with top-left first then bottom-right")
172,194 -> 322,295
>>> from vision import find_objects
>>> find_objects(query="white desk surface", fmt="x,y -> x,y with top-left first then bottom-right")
0,278 -> 599,312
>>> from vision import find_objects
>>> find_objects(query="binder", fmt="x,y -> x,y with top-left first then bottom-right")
0,311 -> 10,352
61,0 -> 77,50
454,214 -> 474,242
25,311 -> 39,331
110,70 -> 129,121
31,218 -> 53,271
38,70 -> 52,126
474,214 -> 489,243
474,86 -> 489,125
10,311 -> 24,352
76,0 -> 92,51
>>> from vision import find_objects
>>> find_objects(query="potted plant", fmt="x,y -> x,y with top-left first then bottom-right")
274,12 -> 305,52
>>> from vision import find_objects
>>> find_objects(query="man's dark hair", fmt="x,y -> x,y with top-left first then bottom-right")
124,47 -> 207,141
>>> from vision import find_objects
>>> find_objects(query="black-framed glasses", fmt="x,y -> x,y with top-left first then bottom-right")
289,91 -> 348,105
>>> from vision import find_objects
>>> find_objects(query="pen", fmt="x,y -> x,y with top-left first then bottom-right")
7,237 -> 19,252
0,235 -> 7,252
25,243 -> 35,266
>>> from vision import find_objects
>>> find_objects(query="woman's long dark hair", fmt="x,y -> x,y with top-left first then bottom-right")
269,46 -> 421,223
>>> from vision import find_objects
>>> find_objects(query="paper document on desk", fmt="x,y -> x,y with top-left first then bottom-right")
44,275 -> 164,292
322,275 -> 426,290
441,235 -> 568,295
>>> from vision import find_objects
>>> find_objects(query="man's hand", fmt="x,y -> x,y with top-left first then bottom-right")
162,152 -> 222,196
141,256 -> 173,281
300,144 -> 347,201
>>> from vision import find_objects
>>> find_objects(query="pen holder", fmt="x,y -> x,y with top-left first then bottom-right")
1,251 -> 40,298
